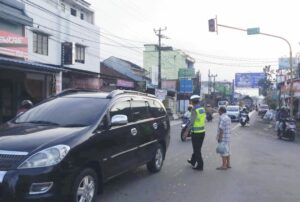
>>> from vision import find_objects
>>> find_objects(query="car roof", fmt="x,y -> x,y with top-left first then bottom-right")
227,105 -> 239,107
56,89 -> 157,100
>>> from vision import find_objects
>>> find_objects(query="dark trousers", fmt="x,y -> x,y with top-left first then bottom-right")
191,132 -> 205,169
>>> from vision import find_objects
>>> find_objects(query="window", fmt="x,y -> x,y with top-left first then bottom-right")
149,100 -> 166,118
33,32 -> 48,55
75,45 -> 85,63
71,8 -> 77,16
110,101 -> 131,122
131,100 -> 151,121
80,13 -> 84,20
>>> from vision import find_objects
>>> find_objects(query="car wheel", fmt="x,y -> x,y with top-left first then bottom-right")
147,144 -> 164,173
181,130 -> 187,141
72,168 -> 98,202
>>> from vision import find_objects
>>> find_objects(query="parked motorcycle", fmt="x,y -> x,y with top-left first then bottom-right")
240,112 -> 248,127
277,118 -> 296,141
206,112 -> 213,122
181,118 -> 191,141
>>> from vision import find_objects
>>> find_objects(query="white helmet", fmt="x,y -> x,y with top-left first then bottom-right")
190,95 -> 201,100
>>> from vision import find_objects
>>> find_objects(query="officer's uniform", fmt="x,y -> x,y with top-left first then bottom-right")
189,104 -> 206,170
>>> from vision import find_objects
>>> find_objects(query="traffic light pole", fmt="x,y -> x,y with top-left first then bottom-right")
212,20 -> 294,117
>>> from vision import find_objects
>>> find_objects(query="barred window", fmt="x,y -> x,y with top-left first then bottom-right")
33,32 -> 48,55
75,45 -> 85,63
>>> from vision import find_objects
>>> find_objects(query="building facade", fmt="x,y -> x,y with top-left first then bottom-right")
100,56 -> 150,92
23,0 -> 101,91
143,44 -> 195,81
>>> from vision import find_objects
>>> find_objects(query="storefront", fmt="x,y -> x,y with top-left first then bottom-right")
0,57 -> 61,123
62,68 -> 100,90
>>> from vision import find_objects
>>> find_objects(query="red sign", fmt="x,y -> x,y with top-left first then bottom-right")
117,79 -> 134,88
0,30 -> 28,59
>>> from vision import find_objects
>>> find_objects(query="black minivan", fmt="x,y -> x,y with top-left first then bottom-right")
0,90 -> 170,202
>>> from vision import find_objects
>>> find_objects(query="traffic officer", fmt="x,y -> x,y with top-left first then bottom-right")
187,95 -> 206,171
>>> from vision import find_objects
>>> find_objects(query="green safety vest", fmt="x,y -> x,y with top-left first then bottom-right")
192,106 -> 206,134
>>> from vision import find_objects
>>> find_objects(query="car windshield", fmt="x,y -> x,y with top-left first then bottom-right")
227,106 -> 239,112
15,97 -> 109,127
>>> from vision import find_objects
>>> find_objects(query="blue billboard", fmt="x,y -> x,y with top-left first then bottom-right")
235,73 -> 265,88
179,79 -> 193,93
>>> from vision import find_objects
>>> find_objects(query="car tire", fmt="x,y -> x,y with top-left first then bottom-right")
72,168 -> 98,202
181,130 -> 187,141
147,144 -> 164,173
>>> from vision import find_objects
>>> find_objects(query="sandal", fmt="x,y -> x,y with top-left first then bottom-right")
216,167 -> 227,170
227,166 -> 232,169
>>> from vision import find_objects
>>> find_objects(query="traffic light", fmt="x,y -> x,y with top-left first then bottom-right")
208,19 -> 216,32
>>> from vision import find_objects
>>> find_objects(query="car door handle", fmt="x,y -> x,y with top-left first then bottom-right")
153,122 -> 158,130
131,128 -> 137,136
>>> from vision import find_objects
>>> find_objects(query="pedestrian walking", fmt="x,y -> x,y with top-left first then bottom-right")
216,106 -> 232,170
187,95 -> 206,171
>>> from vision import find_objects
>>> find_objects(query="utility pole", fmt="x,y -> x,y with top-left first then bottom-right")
211,74 -> 218,93
154,27 -> 167,89
208,69 -> 211,94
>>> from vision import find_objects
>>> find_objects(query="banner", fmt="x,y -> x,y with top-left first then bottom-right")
0,30 -> 28,59
235,73 -> 265,88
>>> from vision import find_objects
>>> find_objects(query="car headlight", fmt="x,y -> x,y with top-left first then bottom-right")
18,145 -> 70,169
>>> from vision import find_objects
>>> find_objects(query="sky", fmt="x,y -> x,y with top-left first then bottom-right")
89,0 -> 300,95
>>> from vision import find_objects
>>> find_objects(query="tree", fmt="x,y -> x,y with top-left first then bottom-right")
258,65 -> 277,107
258,65 -> 275,97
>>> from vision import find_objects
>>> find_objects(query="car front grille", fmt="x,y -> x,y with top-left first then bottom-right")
0,152 -> 27,170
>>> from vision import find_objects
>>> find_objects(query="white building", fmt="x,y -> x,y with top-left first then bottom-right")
23,0 -> 100,91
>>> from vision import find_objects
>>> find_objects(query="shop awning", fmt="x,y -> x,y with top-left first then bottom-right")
0,57 -> 62,73
0,0 -> 33,26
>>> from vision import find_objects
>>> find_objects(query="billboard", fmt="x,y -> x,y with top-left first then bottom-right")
235,73 -> 265,88
178,68 -> 195,78
0,30 -> 28,59
179,79 -> 193,93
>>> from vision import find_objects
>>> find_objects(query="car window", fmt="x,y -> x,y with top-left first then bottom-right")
110,100 -> 131,122
131,100 -> 151,121
149,99 -> 166,118
15,97 -> 109,127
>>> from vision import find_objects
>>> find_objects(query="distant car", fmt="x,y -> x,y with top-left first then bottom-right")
258,104 -> 269,116
226,105 -> 240,122
218,100 -> 228,109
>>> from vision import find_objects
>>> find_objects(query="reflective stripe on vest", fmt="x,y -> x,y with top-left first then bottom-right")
192,106 -> 206,133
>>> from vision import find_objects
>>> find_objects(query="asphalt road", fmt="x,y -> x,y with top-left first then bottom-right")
97,113 -> 300,202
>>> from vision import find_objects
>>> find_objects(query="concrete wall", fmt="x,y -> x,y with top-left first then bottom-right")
24,0 -> 100,73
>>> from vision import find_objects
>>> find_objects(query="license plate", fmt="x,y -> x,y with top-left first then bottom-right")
0,171 -> 6,183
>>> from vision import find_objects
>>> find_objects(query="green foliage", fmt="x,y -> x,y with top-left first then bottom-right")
258,65 -> 275,97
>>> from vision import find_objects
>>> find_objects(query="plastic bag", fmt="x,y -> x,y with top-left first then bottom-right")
216,142 -> 226,154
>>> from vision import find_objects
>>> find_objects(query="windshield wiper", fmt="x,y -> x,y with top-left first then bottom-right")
27,121 -> 60,126
62,124 -> 88,128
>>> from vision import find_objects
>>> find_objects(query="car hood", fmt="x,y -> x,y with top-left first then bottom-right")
0,122 -> 88,154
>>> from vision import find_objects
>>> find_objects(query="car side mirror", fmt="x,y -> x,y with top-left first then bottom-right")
111,115 -> 128,126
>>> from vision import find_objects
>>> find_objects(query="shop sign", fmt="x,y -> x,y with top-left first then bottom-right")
116,79 -> 134,88
178,68 -> 195,78
155,89 -> 167,101
179,79 -> 193,93
0,30 -> 28,59
162,80 -> 177,91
